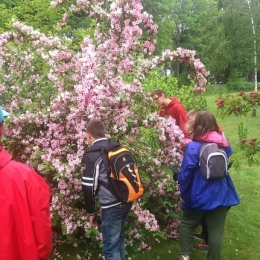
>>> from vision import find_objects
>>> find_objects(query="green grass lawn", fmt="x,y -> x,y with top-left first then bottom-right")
51,87 -> 260,260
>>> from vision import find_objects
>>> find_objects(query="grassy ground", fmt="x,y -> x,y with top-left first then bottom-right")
51,86 -> 260,260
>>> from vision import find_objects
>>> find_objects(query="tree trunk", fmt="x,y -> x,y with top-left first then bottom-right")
247,0 -> 257,116
247,0 -> 257,92
251,102 -> 257,117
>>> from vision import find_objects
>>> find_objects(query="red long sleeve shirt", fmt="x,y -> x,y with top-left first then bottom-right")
159,97 -> 188,138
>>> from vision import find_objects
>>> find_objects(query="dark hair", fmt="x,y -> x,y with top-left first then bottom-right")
86,119 -> 106,138
151,89 -> 166,97
192,111 -> 221,139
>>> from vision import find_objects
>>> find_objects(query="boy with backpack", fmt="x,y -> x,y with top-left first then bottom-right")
81,119 -> 135,260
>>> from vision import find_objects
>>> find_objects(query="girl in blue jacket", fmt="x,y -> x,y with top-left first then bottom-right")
178,111 -> 240,260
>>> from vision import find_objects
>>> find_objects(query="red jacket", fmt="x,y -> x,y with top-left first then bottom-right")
159,97 -> 188,138
0,147 -> 53,260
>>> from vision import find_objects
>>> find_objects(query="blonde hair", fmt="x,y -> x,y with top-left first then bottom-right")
187,109 -> 199,120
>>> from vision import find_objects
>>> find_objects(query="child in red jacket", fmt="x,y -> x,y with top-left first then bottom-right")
0,106 -> 53,260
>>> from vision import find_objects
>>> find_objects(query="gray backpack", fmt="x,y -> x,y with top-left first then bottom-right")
199,143 -> 228,180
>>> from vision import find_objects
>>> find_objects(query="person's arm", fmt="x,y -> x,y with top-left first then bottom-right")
179,143 -> 199,203
226,143 -> 234,169
81,153 -> 98,215
26,170 -> 53,260
168,103 -> 188,138
175,106 -> 189,138
226,143 -> 233,158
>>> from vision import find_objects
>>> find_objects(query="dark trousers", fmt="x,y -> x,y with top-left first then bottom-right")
201,215 -> 208,244
179,207 -> 228,260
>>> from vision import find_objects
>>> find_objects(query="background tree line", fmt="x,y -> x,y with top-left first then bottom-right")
142,0 -> 260,89
0,0 -> 259,89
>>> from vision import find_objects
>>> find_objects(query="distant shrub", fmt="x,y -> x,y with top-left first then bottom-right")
204,84 -> 228,95
226,79 -> 253,91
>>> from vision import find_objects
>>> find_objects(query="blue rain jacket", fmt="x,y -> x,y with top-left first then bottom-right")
179,141 -> 240,210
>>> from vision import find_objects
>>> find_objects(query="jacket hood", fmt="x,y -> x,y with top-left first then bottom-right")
0,148 -> 12,169
167,97 -> 181,107
197,131 -> 229,147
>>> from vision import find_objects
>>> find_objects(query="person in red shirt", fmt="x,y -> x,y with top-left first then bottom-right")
0,106 -> 53,260
151,89 -> 188,138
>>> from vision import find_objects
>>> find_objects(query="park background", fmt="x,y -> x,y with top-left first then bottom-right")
0,0 -> 260,259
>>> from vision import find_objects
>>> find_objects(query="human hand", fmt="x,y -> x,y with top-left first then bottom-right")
89,215 -> 98,227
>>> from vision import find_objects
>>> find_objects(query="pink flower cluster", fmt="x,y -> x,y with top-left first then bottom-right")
138,48 -> 209,90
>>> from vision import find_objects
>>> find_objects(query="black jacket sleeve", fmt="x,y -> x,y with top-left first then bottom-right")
81,152 -> 99,215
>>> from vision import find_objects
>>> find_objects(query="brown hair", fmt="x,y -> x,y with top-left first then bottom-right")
86,119 -> 106,138
151,89 -> 166,97
192,111 -> 221,139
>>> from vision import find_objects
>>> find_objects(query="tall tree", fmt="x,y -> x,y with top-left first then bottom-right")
204,0 -> 260,83
246,0 -> 258,92
141,0 -> 175,54
165,0 -> 218,82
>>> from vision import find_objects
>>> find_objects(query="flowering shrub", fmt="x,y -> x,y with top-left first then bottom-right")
229,121 -> 260,169
0,0 -> 209,257
216,91 -> 259,118
216,92 -> 260,169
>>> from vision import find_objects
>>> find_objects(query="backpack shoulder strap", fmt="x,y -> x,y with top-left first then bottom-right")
92,140 -> 122,171
95,141 -> 121,191
199,141 -> 207,157
199,142 -> 220,157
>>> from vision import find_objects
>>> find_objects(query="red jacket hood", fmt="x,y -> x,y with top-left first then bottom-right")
160,97 -> 182,110
167,97 -> 182,107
